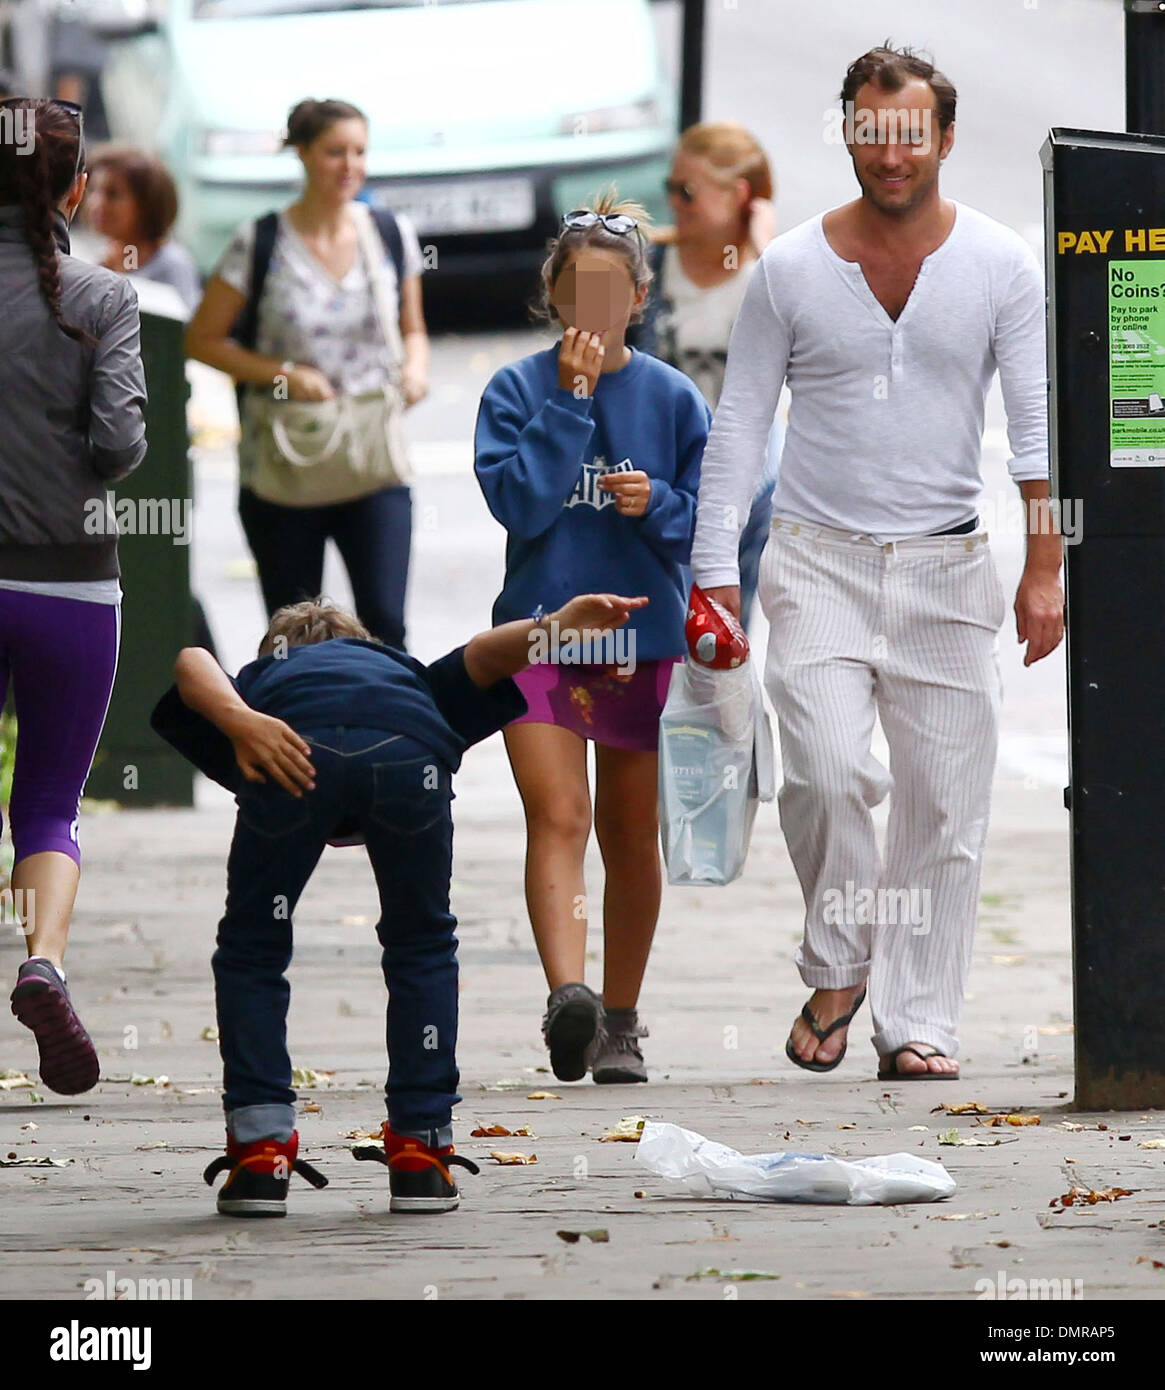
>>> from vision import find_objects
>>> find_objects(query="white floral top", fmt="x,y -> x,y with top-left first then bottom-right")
214,204 -> 424,485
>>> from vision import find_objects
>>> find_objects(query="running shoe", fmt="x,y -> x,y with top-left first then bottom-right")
10,958 -> 99,1095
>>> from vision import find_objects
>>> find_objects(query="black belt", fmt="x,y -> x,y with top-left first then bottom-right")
929,515 -> 979,537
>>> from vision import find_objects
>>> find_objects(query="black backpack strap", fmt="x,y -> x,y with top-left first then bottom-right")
231,211 -> 279,419
371,205 -> 406,287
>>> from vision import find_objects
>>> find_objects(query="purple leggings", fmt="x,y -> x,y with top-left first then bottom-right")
0,589 -> 120,866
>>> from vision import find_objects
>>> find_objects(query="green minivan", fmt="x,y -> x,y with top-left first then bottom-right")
99,0 -> 675,275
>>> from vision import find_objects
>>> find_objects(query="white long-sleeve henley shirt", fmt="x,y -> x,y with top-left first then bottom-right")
690,201 -> 1049,587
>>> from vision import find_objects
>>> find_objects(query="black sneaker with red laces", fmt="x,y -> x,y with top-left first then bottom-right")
352,1124 -> 479,1213
203,1131 -> 327,1217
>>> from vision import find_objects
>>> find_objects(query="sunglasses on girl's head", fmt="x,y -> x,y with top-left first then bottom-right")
561,209 -> 640,236
664,178 -> 696,204
0,97 -> 84,181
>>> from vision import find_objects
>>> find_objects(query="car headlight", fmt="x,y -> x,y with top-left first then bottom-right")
561,99 -> 661,137
200,130 -> 285,157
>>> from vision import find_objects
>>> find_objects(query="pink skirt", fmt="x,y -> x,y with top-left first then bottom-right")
509,658 -> 677,752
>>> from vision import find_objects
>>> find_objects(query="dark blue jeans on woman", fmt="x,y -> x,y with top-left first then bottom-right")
213,728 -> 459,1147
238,485 -> 412,650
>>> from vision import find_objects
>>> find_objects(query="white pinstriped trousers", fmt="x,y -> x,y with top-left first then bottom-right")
759,516 -> 1007,1058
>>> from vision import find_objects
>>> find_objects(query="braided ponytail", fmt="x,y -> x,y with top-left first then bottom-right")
0,99 -> 94,347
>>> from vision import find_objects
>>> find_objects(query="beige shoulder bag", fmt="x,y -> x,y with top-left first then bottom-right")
249,202 -> 413,507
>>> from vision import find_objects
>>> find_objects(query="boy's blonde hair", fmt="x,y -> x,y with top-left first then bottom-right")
533,184 -> 655,325
257,596 -> 371,657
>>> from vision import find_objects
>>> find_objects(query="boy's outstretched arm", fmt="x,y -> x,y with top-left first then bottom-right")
462,594 -> 648,690
173,647 -> 316,796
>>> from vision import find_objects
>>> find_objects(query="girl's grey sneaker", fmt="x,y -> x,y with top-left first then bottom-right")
592,1007 -> 649,1084
542,982 -> 603,1082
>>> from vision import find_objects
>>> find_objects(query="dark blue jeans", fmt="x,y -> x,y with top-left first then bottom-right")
213,728 -> 459,1143
238,485 -> 412,650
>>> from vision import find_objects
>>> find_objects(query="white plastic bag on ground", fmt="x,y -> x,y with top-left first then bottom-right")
658,660 -> 775,886
636,1122 -> 956,1205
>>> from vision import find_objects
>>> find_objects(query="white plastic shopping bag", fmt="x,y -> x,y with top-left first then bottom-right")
636,1122 -> 956,1205
658,659 -> 774,886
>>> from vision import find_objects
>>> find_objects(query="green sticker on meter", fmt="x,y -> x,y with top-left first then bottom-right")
1110,260 -> 1165,466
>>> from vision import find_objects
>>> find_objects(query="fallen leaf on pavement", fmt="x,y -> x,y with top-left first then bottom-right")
20,1123 -> 37,1132
1059,1121 -> 1086,1132
290,1067 -> 334,1089
200,1026 -> 219,1042
1052,1186 -> 1135,1208
526,1092 -> 561,1101
484,1078 -> 526,1091
302,1102 -> 322,1114
1138,1138 -> 1165,1149
471,1123 -> 514,1137
988,955 -> 1026,965
0,1071 -> 34,1090
556,1229 -> 609,1244
908,1126 -> 929,1132
937,1128 -> 1004,1147
343,1128 -> 382,1141
0,1155 -> 72,1167
1136,1256 -> 1165,1269
837,1123 -> 858,1130
977,1113 -> 1041,1127
933,1101 -> 990,1115
688,1268 -> 779,1282
489,1151 -> 537,1165
601,1116 -> 647,1143
129,1075 -> 170,1087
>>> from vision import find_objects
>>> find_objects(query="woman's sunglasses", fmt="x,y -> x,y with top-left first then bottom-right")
561,209 -> 640,236
0,97 -> 85,182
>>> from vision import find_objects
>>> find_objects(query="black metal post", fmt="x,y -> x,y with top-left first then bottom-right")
1126,0 -> 1165,135
679,0 -> 705,132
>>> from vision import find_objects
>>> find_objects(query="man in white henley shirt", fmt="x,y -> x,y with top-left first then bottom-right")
692,45 -> 1064,1080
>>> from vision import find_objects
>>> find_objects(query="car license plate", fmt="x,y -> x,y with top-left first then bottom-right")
376,178 -> 535,235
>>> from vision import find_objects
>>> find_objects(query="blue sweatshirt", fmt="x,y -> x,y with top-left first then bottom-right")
474,345 -> 710,662
150,641 -> 527,790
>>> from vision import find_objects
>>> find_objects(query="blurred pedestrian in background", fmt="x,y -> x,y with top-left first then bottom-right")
475,192 -> 709,1086
0,95 -> 147,1095
85,144 -> 202,313
186,98 -> 428,651
630,122 -> 783,630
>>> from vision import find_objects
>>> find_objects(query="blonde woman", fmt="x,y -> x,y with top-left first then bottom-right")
630,122 -> 783,627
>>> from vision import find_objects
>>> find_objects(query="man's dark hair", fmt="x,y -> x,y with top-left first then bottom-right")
841,43 -> 957,135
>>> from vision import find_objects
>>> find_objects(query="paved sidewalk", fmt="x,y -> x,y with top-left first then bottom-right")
2,746 -> 1162,1302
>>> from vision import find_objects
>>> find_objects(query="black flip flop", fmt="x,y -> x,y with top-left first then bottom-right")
877,1045 -> 959,1081
784,988 -> 867,1073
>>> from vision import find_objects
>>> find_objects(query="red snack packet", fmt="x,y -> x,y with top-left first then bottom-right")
685,584 -> 749,669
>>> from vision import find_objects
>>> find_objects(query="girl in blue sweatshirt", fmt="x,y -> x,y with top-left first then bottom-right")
474,192 -> 710,1085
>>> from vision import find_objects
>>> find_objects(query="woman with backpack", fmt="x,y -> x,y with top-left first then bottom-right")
185,98 -> 428,651
0,96 -> 148,1094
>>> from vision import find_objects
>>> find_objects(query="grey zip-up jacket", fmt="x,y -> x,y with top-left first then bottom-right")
0,203 -> 148,582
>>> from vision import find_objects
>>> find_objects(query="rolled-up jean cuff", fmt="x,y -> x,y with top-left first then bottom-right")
396,1124 -> 454,1149
226,1103 -> 296,1144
